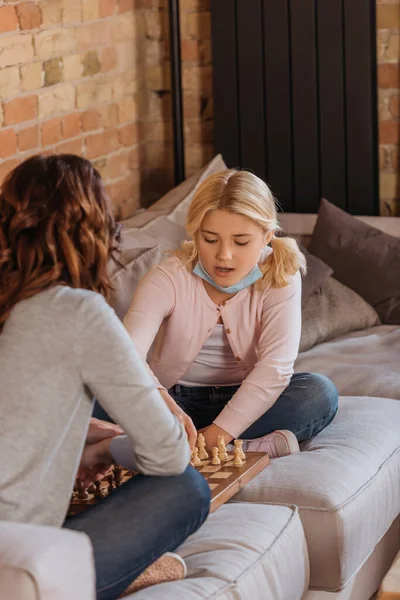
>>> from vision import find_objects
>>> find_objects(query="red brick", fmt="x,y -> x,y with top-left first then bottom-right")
61,113 -> 81,139
103,152 -> 130,179
0,128 -> 17,158
100,104 -> 118,129
99,0 -> 117,17
379,120 -> 399,144
56,138 -> 84,155
81,109 -> 101,132
17,125 -> 39,151
118,0 -> 135,13
0,158 -> 19,184
16,2 -> 42,30
85,130 -> 120,158
101,46 -> 118,72
378,64 -> 400,89
128,146 -> 140,168
3,96 -> 37,125
41,118 -> 62,146
181,39 -> 200,62
118,123 -> 139,146
389,95 -> 400,119
0,6 -> 19,33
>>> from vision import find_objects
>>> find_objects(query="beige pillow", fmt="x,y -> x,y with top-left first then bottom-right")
299,277 -> 380,352
119,154 -> 227,253
109,245 -> 163,320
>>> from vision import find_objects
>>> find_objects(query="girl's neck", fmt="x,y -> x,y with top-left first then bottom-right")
202,280 -> 237,306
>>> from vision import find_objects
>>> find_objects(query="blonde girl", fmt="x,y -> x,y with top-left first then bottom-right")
123,169 -> 338,455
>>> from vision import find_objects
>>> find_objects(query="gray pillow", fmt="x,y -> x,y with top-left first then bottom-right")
108,245 -> 163,321
309,198 -> 400,324
300,277 -> 380,353
299,244 -> 333,305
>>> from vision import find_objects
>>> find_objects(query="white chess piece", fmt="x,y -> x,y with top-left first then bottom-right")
211,447 -> 221,465
233,447 -> 243,467
197,433 -> 208,460
234,439 -> 246,460
191,447 -> 201,466
218,435 -> 229,462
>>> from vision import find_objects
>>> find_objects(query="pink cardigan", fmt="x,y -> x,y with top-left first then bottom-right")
124,256 -> 302,438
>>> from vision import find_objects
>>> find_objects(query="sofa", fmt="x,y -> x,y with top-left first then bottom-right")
1,156 -> 399,600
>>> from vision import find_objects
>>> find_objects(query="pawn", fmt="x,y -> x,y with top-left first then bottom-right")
211,447 -> 221,465
191,447 -> 202,466
233,447 -> 243,467
234,439 -> 246,460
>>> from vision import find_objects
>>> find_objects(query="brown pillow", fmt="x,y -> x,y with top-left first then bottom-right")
108,245 -> 163,320
300,277 -> 380,352
309,198 -> 400,324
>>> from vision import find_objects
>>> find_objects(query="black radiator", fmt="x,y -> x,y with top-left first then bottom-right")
211,0 -> 379,215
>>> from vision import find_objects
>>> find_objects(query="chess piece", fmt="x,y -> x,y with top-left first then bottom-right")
114,465 -> 123,487
233,447 -> 243,467
76,481 -> 89,501
211,447 -> 221,465
191,447 -> 202,466
197,432 -> 208,459
234,439 -> 246,460
218,435 -> 229,462
94,480 -> 106,499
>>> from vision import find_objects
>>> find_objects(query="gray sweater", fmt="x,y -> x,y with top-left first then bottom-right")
0,286 -> 190,527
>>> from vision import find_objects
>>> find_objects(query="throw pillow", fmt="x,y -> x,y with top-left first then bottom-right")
300,277 -> 380,353
120,154 -> 227,249
299,244 -> 333,305
308,198 -> 400,324
108,245 -> 163,320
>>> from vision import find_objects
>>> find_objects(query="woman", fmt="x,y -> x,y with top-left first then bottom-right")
0,155 -> 210,600
123,169 -> 338,455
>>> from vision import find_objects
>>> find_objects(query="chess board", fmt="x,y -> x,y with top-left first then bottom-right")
68,452 -> 270,516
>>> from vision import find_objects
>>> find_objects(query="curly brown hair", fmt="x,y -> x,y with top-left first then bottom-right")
0,154 -> 120,332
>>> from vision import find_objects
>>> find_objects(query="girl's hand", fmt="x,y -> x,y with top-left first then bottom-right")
86,417 -> 124,444
158,389 -> 197,453
200,423 -> 233,450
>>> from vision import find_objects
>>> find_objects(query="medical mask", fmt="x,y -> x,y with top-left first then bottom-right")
193,246 -> 273,294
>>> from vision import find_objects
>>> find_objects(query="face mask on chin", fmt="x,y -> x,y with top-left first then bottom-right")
193,246 -> 273,294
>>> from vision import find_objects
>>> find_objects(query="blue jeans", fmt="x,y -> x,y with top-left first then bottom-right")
63,467 -> 210,600
169,373 -> 338,442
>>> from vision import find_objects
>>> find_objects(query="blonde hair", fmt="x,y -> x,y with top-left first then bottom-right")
174,169 -> 306,289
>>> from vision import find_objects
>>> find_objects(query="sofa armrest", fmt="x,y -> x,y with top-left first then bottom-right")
0,521 -> 95,600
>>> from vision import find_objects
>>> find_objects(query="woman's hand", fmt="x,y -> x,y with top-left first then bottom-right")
77,438 -> 114,488
200,423 -> 233,451
86,417 -> 124,444
158,389 -> 197,453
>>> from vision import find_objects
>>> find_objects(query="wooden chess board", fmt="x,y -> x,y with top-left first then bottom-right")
69,452 -> 270,516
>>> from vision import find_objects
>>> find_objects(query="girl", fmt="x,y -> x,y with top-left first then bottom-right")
0,155 -> 210,600
124,169 -> 338,456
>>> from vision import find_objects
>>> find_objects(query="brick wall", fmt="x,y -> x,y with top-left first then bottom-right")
377,0 -> 400,216
0,0 -> 398,217
0,0 -> 142,219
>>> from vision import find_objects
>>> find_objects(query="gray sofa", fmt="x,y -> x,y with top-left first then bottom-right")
2,157 -> 399,600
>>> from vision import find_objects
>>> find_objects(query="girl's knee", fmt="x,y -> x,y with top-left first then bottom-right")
305,373 -> 339,415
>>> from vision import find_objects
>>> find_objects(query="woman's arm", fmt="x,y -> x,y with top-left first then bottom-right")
78,293 -> 190,476
213,272 -> 302,439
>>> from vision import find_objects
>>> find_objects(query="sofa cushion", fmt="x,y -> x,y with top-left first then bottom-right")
129,504 -> 309,600
230,397 -> 400,592
108,245 -> 163,320
295,325 -> 400,400
300,277 -> 380,352
308,198 -> 400,325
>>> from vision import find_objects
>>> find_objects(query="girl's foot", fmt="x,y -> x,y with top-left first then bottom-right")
242,430 -> 299,458
120,552 -> 187,596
